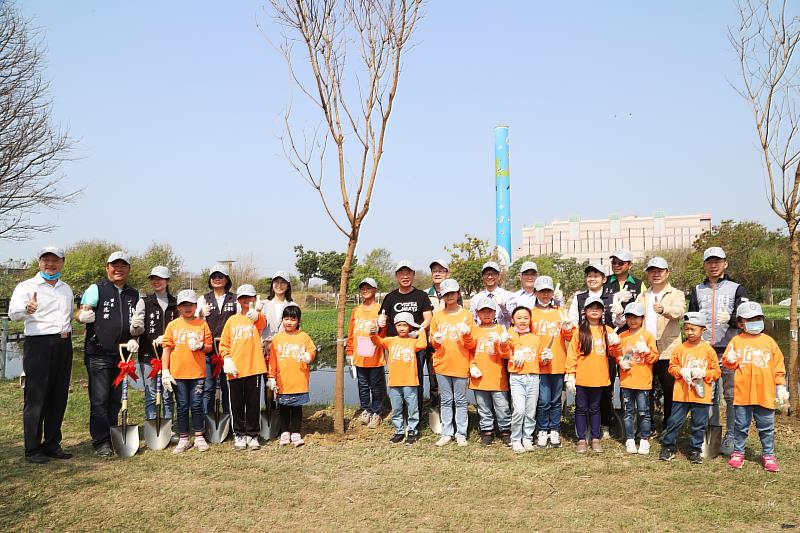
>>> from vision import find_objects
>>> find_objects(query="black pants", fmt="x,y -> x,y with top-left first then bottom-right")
85,354 -> 123,449
417,348 -> 438,404
600,358 -> 617,428
279,405 -> 303,434
651,360 -> 675,431
228,374 -> 261,438
23,335 -> 72,456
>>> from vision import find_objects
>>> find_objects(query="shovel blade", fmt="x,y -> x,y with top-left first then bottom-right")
143,418 -> 173,450
204,413 -> 231,444
702,424 -> 722,459
259,410 -> 281,441
428,407 -> 442,435
110,425 -> 140,458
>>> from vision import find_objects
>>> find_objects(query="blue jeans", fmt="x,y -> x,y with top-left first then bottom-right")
510,374 -> 539,442
174,379 -> 205,435
474,390 -> 511,433
204,355 -> 229,415
621,388 -> 651,440
661,401 -> 709,451
388,386 -> 419,434
436,375 -> 468,438
575,385 -> 603,441
734,405 -> 775,455
536,374 -> 564,432
356,366 -> 386,414
139,361 -> 174,420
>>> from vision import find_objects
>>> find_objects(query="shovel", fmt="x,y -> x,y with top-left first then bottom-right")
702,425 -> 722,459
428,406 -> 443,435
205,338 -> 231,443
111,345 -> 140,458
144,341 -> 172,450
259,381 -> 281,441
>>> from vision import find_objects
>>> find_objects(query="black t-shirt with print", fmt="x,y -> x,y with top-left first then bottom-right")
379,287 -> 434,337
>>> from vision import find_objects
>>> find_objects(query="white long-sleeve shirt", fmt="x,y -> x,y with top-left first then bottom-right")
469,287 -> 514,327
9,274 -> 74,336
567,288 -> 604,325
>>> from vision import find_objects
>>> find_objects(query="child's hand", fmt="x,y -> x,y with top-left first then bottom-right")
607,332 -> 620,346
565,374 -> 576,395
618,357 -> 632,371
432,331 -> 445,344
246,308 -> 259,322
223,357 -> 238,376
266,377 -> 277,391
254,295 -> 264,312
540,349 -> 553,364
634,341 -> 649,354
487,331 -> 499,343
299,351 -> 312,364
161,369 -> 176,392
369,322 -> 379,335
512,351 -> 525,367
469,366 -> 482,379
187,334 -> 203,352
409,330 -> 420,339
725,351 -> 739,364
377,311 -> 387,328
346,355 -> 353,366
690,367 -> 705,380
777,385 -> 790,405
499,331 -> 510,344
680,367 -> 693,384
126,338 -> 139,354
456,322 -> 471,336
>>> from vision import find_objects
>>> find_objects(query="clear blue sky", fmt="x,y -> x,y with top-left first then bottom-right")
1,1 -> 788,275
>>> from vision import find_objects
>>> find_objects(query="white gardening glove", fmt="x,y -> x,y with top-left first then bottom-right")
680,367 -> 693,384
201,302 -> 212,317
512,351 -> 525,367
223,356 -> 238,375
540,348 -> 553,364
561,318 -> 574,332
499,331 -> 510,344
691,366 -> 706,380
25,292 -> 38,314
456,322 -> 471,337
266,377 -> 277,391
634,341 -> 649,354
777,385 -> 789,405
377,311 -> 387,328
565,374 -> 576,395
187,334 -> 203,351
607,332 -> 621,346
553,287 -> 565,307
78,308 -> 96,323
432,331 -> 445,344
254,295 -> 263,312
131,314 -> 144,330
161,369 -> 176,392
725,350 -> 739,364
125,338 -> 139,354
617,288 -> 632,303
300,351 -> 312,364
409,330 -> 420,339
154,335 -> 163,347
369,322 -> 379,335
469,366 -> 482,379
619,356 -> 632,371
246,307 -> 259,321
487,331 -> 499,343
493,293 -> 507,307
346,355 -> 354,366
717,308 -> 731,325
611,300 -> 624,316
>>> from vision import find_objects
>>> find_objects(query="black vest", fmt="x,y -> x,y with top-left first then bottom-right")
575,290 -> 615,326
138,292 -> 179,361
602,276 -> 644,328
204,291 -> 237,341
85,279 -> 139,357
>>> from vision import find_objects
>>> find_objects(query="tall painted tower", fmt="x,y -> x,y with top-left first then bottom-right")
494,125 -> 511,267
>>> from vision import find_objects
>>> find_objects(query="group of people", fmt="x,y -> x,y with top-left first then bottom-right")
8,244 -> 788,472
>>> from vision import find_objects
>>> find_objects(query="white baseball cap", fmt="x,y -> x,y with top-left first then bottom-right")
358,277 -> 378,289
209,264 -> 229,277
107,251 -> 130,265
737,301 -> 764,319
39,246 -> 65,259
236,284 -> 257,298
395,260 -> 415,272
703,247 -> 726,261
475,296 -> 497,311
534,275 -> 554,291
177,289 -> 198,305
481,261 -> 501,273
439,278 -> 460,295
610,248 -> 633,262
148,265 -> 171,279
624,302 -> 645,316
520,261 -> 538,274
272,270 -> 291,282
584,295 -> 606,309
645,257 -> 669,270
684,312 -> 706,327
584,262 -> 608,277
393,311 -> 420,328
430,259 -> 449,271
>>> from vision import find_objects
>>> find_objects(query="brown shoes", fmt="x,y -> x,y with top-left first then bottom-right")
591,439 -> 603,453
576,439 -> 588,453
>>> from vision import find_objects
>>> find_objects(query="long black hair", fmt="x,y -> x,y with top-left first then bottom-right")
268,277 -> 293,302
578,303 -> 609,356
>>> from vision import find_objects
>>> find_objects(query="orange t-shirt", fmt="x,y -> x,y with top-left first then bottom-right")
163,317 -> 213,379
565,325 -> 621,387
219,313 -> 267,379
617,328 -> 659,390
469,325 -> 511,391
722,333 -> 786,409
267,330 -> 316,394
508,329 -> 543,375
530,306 -> 573,374
668,341 -> 721,405
430,307 -> 476,378
371,331 -> 427,387
346,303 -> 384,367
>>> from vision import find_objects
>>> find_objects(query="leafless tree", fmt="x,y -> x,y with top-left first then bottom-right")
730,0 -> 800,414
266,0 -> 423,433
0,2 -> 76,241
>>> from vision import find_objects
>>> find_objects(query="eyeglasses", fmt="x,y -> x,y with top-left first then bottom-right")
210,273 -> 226,280
610,260 -> 628,266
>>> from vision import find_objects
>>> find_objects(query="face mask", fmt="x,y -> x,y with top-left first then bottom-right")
744,320 -> 764,335
514,326 -> 529,333
40,271 -> 61,281
536,298 -> 551,307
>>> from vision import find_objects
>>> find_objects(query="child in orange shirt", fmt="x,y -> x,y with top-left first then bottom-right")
370,312 -> 427,444
219,284 -> 268,450
565,296 -> 621,454
659,312 -> 721,464
346,278 -> 384,428
161,290 -> 214,453
469,296 -> 512,446
723,302 -> 788,472
617,303 -> 659,455
508,306 -> 547,453
267,304 -> 316,447
429,279 -> 475,447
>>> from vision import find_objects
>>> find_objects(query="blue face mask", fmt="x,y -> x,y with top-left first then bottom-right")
744,320 -> 764,335
40,271 -> 61,281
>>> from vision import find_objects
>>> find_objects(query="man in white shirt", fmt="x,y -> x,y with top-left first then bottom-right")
9,247 -> 75,464
469,261 -> 514,328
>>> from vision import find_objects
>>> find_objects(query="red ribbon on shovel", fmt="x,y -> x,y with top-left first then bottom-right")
210,354 -> 224,378
148,357 -> 162,379
114,359 -> 139,387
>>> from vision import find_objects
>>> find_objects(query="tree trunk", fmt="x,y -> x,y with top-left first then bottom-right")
789,228 -> 799,417
764,281 -> 774,305
333,232 -> 359,434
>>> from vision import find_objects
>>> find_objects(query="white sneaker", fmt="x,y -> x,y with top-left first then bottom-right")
279,432 -> 291,446
172,437 -> 192,454
512,441 -> 526,454
359,410 -> 371,425
456,435 -> 468,447
638,439 -> 650,455
601,426 -> 611,440
234,435 -> 247,450
536,431 -> 549,447
290,433 -> 305,447
522,438 -> 536,451
194,435 -> 209,452
549,430 -> 561,448
247,436 -> 261,450
625,439 -> 637,454
435,436 -> 452,447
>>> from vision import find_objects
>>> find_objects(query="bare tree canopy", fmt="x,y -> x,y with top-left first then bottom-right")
0,1 -> 76,240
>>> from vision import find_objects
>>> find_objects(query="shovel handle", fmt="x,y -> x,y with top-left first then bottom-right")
214,337 -> 221,355
152,340 -> 161,359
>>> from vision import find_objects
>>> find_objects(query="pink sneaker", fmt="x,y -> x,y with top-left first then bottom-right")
291,433 -> 305,447
762,455 -> 780,473
279,432 -> 291,446
727,451 -> 745,469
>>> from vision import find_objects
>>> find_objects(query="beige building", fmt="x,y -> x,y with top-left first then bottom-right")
514,212 -> 712,265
